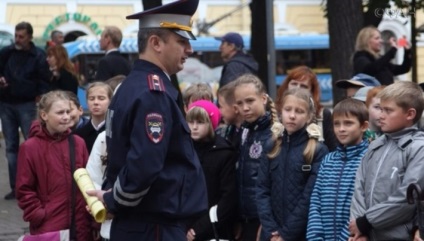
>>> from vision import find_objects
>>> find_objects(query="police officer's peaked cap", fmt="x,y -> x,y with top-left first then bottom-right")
127,0 -> 199,40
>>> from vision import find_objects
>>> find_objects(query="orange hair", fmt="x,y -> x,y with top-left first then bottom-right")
47,45 -> 77,79
365,86 -> 385,107
275,65 -> 322,116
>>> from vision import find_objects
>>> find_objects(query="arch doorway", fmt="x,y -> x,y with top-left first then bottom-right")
64,31 -> 87,43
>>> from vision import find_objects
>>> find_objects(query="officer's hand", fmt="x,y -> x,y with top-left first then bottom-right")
0,77 -> 8,88
86,189 -> 110,203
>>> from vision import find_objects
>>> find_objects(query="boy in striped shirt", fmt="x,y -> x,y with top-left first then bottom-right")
307,98 -> 369,240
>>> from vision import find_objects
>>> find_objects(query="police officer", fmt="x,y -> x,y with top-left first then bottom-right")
87,0 -> 208,240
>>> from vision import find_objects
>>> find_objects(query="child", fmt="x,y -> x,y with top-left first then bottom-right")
216,81 -> 244,149
65,91 -> 89,130
85,76 -> 124,241
232,74 -> 283,241
307,98 -> 369,240
185,100 -> 237,241
15,90 -> 92,241
182,83 -> 214,112
73,81 -> 112,152
364,86 -> 385,142
349,81 -> 424,241
256,88 -> 328,241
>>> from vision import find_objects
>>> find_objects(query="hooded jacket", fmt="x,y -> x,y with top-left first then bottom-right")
16,120 -> 92,241
351,126 -> 424,240
219,51 -> 259,88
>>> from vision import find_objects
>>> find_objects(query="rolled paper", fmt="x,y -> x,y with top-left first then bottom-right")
73,168 -> 107,223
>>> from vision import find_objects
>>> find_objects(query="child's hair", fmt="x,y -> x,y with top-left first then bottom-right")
186,107 -> 215,139
377,81 -> 424,123
64,91 -> 81,108
182,83 -> 214,107
85,82 -> 113,100
37,90 -> 70,124
365,85 -> 385,107
105,75 -> 126,93
269,88 -> 317,164
234,74 -> 284,145
217,81 -> 236,105
333,98 -> 369,125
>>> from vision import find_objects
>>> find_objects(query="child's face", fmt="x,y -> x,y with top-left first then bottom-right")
346,87 -> 360,98
68,101 -> 83,128
368,97 -> 382,130
41,100 -> 71,135
187,120 -> 210,141
234,83 -> 267,123
87,87 -> 110,118
218,95 -> 237,124
379,99 -> 415,133
333,113 -> 368,146
281,95 -> 310,135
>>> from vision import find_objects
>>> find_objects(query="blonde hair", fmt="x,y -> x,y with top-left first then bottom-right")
378,81 -> 424,123
269,88 -> 317,164
217,81 -> 236,105
85,82 -> 113,100
186,107 -> 215,140
355,26 -> 380,58
233,74 -> 284,158
38,90 -> 70,124
183,83 -> 214,107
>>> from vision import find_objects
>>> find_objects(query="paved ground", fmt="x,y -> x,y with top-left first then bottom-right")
0,138 -> 29,241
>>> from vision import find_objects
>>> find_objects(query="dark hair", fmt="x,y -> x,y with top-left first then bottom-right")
64,91 -> 81,108
15,22 -> 33,37
50,30 -> 63,40
137,28 -> 172,53
333,98 -> 369,125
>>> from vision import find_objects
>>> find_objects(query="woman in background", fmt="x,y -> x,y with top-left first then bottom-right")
46,45 -> 79,95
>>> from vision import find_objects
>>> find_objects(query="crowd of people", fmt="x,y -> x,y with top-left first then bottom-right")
1,0 -> 424,240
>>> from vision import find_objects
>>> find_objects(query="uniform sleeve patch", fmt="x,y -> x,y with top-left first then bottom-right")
147,74 -> 165,92
146,113 -> 164,143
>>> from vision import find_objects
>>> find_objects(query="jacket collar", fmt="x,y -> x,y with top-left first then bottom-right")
242,112 -> 271,131
370,125 -> 419,151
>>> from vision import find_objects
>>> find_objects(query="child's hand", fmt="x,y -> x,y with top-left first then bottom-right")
415,229 -> 423,241
186,228 -> 195,241
348,219 -> 362,240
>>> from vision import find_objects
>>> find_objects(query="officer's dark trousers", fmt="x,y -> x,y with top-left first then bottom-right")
110,216 -> 187,241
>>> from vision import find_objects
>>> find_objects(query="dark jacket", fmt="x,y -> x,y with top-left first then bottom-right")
50,68 -> 79,95
191,135 -> 237,240
16,121 -> 92,241
94,50 -> 131,81
219,51 -> 258,88
73,120 -> 105,153
103,59 -> 207,225
0,43 -> 50,103
238,112 -> 272,219
256,127 -> 328,241
353,47 -> 411,85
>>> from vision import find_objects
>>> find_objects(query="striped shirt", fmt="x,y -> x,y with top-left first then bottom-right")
307,139 -> 368,241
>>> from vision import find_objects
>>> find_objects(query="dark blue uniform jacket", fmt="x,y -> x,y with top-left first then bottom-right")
103,59 -> 207,221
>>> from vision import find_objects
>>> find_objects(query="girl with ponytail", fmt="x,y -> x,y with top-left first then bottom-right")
256,88 -> 328,241
232,74 -> 282,241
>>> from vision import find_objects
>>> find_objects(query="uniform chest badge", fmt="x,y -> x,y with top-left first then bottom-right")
249,141 -> 263,159
146,113 -> 164,143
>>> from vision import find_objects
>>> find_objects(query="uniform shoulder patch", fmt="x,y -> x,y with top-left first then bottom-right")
146,113 -> 164,143
147,74 -> 165,92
